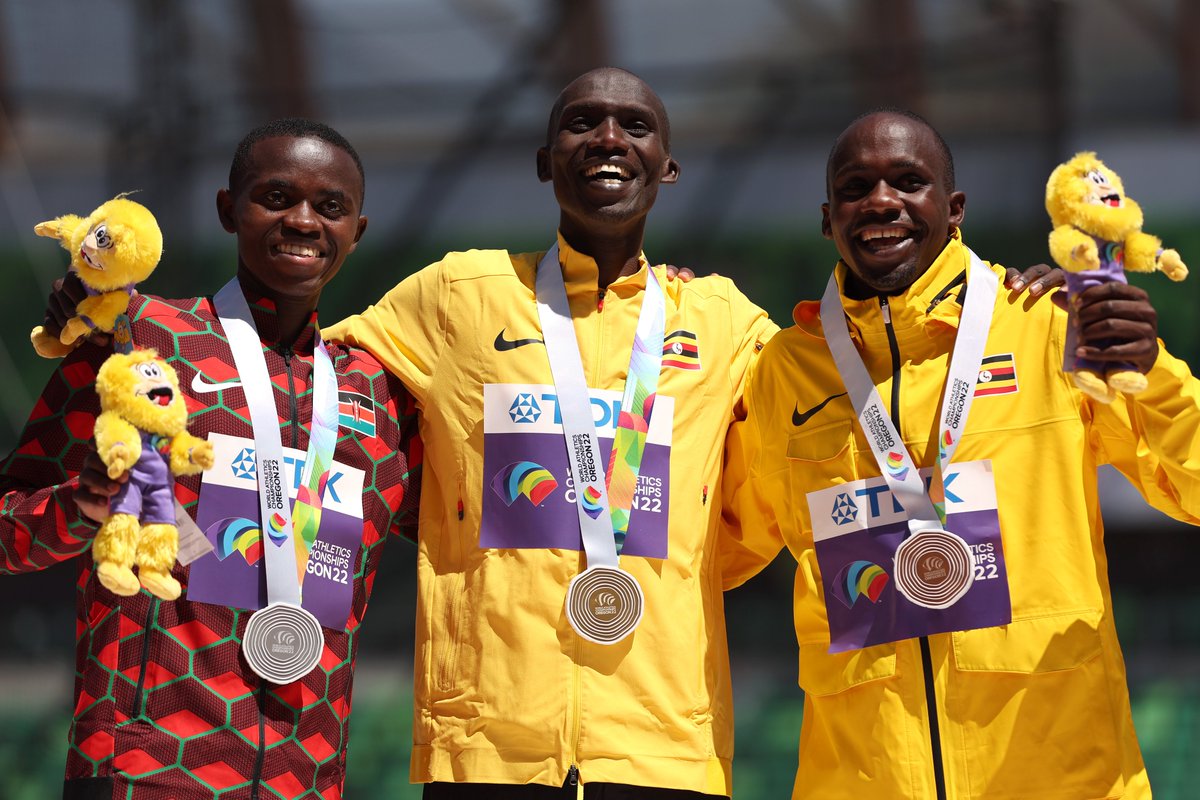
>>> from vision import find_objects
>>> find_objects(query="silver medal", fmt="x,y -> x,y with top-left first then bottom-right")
242,602 -> 324,684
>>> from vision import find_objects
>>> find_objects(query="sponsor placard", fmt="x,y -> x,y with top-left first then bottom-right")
807,459 -> 1010,652
480,383 -> 672,559
188,432 -> 365,629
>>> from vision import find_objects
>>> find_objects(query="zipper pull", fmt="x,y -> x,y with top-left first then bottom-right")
880,295 -> 892,324
567,764 -> 580,787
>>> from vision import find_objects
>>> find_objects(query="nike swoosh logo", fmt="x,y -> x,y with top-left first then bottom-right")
793,392 -> 847,426
494,328 -> 544,351
191,372 -> 243,394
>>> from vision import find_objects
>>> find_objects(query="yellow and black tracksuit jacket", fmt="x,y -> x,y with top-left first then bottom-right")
326,234 -> 776,794
721,233 -> 1200,799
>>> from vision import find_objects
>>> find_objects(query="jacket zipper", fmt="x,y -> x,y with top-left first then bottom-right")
249,684 -> 267,800
282,347 -> 300,449
567,763 -> 581,797
130,598 -> 159,718
250,345 -> 302,798
881,297 -> 948,800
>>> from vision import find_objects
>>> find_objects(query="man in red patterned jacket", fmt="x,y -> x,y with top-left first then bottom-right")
0,118 -> 420,800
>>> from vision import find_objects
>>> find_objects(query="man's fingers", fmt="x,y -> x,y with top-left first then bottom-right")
1074,280 -> 1151,305
664,265 -> 696,282
1071,281 -> 1161,372
1074,298 -> 1158,331
1006,263 -> 1062,297
1075,339 -> 1158,361
1028,266 -> 1066,294
44,273 -> 90,331
73,487 -> 110,524
79,452 -> 126,494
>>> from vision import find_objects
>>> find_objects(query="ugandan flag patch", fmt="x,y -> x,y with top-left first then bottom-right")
338,390 -> 377,437
975,354 -> 1018,397
662,329 -> 701,370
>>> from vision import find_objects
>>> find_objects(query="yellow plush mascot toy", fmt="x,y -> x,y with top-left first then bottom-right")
29,196 -> 163,358
1046,152 -> 1188,402
93,349 -> 214,600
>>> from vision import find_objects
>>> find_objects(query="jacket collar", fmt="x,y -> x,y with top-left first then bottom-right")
555,231 -> 652,296
795,231 -> 979,345
231,289 -> 320,355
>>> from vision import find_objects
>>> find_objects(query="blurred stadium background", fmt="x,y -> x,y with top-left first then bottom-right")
1,0 -> 1197,797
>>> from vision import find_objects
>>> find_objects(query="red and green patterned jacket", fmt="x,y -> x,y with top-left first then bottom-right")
0,292 -> 420,800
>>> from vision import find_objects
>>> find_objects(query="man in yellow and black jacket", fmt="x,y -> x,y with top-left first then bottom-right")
328,68 -> 775,798
721,109 -> 1200,799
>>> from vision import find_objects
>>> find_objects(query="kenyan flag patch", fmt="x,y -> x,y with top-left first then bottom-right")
662,329 -> 700,370
975,353 -> 1018,397
338,390 -> 377,437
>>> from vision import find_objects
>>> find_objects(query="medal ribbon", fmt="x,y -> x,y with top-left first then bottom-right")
535,243 -> 665,565
819,249 -> 998,532
213,279 -> 339,605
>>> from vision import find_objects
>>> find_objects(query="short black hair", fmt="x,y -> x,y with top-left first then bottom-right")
228,118 -> 365,200
826,107 -> 955,194
544,67 -> 671,152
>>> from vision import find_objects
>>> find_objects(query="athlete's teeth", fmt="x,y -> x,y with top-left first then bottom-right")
279,243 -> 320,257
584,165 -> 630,179
860,228 -> 908,242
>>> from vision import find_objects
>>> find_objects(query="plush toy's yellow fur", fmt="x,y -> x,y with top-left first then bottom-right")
93,349 -> 213,600
1045,152 -> 1188,402
30,196 -> 163,358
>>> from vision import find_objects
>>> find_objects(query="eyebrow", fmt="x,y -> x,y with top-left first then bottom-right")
256,178 -> 353,203
833,158 -> 927,177
559,101 -> 658,121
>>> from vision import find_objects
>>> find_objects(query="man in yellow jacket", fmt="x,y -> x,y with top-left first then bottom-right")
721,108 -> 1200,799
327,67 -> 777,798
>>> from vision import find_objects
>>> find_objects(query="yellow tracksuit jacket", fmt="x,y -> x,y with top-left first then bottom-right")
326,234 -> 775,793
721,234 -> 1200,799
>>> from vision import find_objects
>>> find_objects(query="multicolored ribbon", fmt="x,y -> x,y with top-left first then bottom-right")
289,339 -> 338,586
605,281 -> 664,552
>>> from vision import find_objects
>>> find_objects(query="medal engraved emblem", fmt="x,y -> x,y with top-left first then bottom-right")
893,529 -> 975,609
566,565 -> 644,645
242,602 -> 324,684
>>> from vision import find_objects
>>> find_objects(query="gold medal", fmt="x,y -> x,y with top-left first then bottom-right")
893,529 -> 975,609
565,565 -> 644,644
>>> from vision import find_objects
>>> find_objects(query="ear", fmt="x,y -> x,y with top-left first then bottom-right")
660,157 -> 680,185
948,190 -> 966,232
348,215 -> 368,254
821,203 -> 833,240
216,189 -> 236,233
536,147 -> 551,183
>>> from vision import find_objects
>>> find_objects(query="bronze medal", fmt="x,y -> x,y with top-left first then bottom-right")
565,565 -> 644,645
893,528 -> 975,609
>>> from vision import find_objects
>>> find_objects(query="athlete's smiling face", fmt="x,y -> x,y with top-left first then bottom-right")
218,135 -> 367,305
823,113 -> 965,298
537,68 -> 679,241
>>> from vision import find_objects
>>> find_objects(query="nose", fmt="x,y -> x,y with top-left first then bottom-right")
282,200 -> 320,235
588,116 -> 626,152
862,180 -> 903,214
